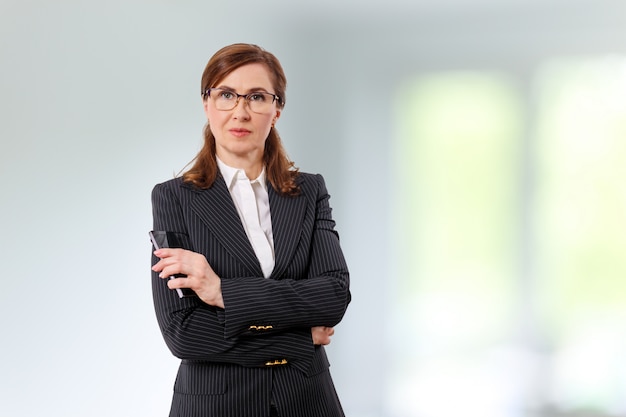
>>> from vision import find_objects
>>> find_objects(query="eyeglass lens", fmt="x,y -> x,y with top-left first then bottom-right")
209,89 -> 277,113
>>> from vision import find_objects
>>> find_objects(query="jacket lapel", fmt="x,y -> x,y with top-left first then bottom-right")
268,183 -> 307,279
184,175 -> 308,280
186,179 -> 264,277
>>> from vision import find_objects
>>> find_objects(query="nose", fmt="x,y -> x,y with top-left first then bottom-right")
233,96 -> 250,118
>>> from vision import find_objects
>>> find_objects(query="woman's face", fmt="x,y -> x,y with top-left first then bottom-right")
203,63 -> 281,169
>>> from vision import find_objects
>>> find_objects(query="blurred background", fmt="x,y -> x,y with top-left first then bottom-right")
1,0 -> 625,416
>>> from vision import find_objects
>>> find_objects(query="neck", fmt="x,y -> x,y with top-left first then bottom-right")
216,152 -> 264,179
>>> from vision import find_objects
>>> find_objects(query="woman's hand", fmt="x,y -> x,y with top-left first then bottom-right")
311,326 -> 335,345
152,248 -> 224,308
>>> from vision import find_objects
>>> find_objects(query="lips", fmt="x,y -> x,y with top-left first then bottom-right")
229,128 -> 251,137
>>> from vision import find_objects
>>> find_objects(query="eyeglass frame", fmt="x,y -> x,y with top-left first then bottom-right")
201,88 -> 282,112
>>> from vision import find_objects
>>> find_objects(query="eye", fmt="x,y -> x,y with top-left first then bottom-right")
219,90 -> 235,100
248,93 -> 267,102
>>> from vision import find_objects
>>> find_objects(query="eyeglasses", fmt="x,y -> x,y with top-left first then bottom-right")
202,88 -> 280,114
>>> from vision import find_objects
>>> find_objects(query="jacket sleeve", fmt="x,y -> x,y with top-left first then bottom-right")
219,174 -> 351,339
150,181 -> 315,372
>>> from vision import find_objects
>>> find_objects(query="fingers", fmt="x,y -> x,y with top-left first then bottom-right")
311,326 -> 335,345
152,248 -> 181,266
167,276 -> 188,290
152,248 -> 190,277
151,250 -> 224,308
152,261 -> 179,279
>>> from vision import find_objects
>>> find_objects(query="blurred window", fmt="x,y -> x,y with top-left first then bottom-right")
391,57 -> 626,417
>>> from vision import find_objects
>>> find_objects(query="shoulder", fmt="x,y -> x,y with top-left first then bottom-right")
295,172 -> 330,199
152,177 -> 183,192
151,177 -> 202,204
152,177 -> 179,199
152,177 -> 203,194
296,172 -> 325,187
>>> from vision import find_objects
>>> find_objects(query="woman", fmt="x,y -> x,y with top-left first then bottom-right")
150,43 -> 351,417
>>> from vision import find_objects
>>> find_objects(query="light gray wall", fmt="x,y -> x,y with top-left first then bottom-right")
1,0 -> 624,416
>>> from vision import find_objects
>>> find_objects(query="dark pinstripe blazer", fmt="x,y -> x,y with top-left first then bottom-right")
151,172 -> 351,417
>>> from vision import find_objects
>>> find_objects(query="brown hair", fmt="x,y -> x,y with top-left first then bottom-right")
182,43 -> 300,195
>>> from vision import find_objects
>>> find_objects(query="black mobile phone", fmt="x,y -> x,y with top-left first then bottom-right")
149,230 -> 197,298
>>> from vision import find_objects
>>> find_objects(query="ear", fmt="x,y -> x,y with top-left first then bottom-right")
203,99 -> 210,119
273,109 -> 281,123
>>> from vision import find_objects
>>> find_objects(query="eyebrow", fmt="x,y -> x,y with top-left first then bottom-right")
216,85 -> 271,93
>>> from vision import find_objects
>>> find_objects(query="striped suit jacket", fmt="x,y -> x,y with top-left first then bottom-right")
151,172 -> 351,417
